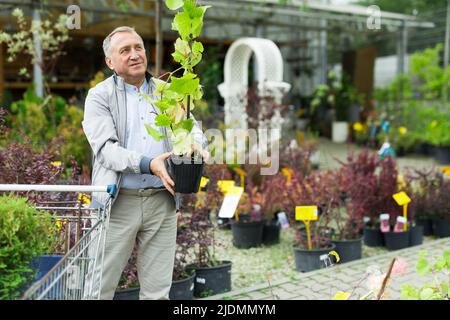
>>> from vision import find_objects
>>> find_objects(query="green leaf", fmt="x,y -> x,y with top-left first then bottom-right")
434,257 -> 446,271
153,78 -> 169,96
145,124 -> 165,141
419,287 -> 434,300
155,114 -> 172,127
417,250 -> 430,276
165,0 -> 184,10
444,250 -> 450,268
154,99 -> 175,112
171,128 -> 193,155
172,11 -> 191,40
192,41 -> 204,54
170,74 -> 199,95
181,118 -> 194,132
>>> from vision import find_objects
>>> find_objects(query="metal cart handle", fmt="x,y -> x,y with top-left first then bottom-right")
0,184 -> 118,198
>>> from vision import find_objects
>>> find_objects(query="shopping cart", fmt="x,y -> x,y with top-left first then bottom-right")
0,184 -> 117,300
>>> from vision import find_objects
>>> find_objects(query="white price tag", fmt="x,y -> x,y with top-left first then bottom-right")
277,211 -> 289,229
218,186 -> 244,218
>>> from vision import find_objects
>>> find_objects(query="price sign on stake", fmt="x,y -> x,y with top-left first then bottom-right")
392,191 -> 411,231
295,206 -> 318,251
217,180 -> 235,194
218,186 -> 244,219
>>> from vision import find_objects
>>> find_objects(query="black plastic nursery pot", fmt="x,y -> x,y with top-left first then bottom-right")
383,231 -> 410,251
363,227 -> 384,247
169,272 -> 196,300
331,237 -> 362,264
409,225 -> 424,247
231,220 -> 264,249
434,146 -> 450,164
416,218 -> 433,236
262,220 -> 280,245
187,261 -> 232,298
432,218 -> 450,238
169,155 -> 204,193
293,243 -> 336,273
113,287 -> 140,300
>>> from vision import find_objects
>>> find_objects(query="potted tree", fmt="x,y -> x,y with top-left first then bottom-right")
286,170 -> 336,272
142,0 -> 211,193
182,193 -> 232,298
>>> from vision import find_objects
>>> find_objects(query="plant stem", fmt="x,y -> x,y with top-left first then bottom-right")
376,257 -> 396,300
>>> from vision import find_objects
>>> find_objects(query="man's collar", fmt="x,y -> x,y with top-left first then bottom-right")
113,71 -> 153,91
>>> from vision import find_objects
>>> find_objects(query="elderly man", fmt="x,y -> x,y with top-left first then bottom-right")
82,26 -> 206,300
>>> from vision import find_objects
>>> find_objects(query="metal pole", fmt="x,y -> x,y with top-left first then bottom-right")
32,1 -> 43,98
397,21 -> 408,75
155,0 -> 162,77
443,0 -> 450,103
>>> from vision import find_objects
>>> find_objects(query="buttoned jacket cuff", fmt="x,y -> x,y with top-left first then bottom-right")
140,156 -> 154,175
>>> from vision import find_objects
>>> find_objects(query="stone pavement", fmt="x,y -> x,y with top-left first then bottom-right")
201,237 -> 449,300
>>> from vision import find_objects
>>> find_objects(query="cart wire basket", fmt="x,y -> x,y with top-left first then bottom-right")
0,184 -> 117,300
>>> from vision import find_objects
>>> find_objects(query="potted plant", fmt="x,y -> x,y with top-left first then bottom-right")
142,0 -> 210,193
430,176 -> 450,238
285,170 -> 336,272
424,110 -> 450,164
0,194 -> 59,300
181,193 -> 232,298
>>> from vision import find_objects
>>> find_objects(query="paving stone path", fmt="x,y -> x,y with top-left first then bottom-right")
201,237 -> 449,300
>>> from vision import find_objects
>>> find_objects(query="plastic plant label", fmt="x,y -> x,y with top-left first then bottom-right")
332,291 -> 350,300
196,277 -> 206,284
295,206 -> 318,221
442,166 -> 450,177
380,213 -> 390,233
394,216 -> 407,233
281,167 -> 293,184
200,176 -> 209,188
392,191 -> 411,206
217,180 -> 235,194
277,211 -> 290,229
218,186 -> 244,218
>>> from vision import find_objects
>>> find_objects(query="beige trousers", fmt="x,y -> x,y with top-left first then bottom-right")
100,188 -> 177,300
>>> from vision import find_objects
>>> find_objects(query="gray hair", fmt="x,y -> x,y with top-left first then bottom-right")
103,26 -> 143,57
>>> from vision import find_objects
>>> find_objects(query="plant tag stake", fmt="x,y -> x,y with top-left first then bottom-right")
295,206 -> 318,250
200,176 -> 209,189
392,191 -> 411,231
217,180 -> 235,194
218,186 -> 243,219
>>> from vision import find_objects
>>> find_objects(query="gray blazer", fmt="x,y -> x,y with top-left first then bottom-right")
82,72 -> 202,209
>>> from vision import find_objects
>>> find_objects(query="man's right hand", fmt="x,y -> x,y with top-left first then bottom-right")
150,152 -> 175,195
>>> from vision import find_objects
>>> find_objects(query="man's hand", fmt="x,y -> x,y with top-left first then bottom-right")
150,152 -> 175,195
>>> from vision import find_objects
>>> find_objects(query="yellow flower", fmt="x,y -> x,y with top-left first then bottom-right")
51,161 -> 62,167
431,120 -> 438,128
398,127 -> 408,135
332,291 -> 350,300
353,122 -> 364,132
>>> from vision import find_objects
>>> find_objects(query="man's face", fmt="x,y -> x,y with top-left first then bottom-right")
105,31 -> 147,82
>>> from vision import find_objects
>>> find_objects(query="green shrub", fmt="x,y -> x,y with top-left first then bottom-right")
0,194 -> 58,300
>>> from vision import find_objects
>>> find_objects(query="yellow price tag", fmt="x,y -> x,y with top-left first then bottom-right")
200,177 -> 209,188
442,166 -> 450,177
217,180 -> 235,193
281,167 -> 293,184
295,206 -> 318,221
233,167 -> 247,177
332,291 -> 350,300
392,191 -> 411,206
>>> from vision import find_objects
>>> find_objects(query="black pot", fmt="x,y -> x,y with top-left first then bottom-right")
415,143 -> 432,156
416,218 -> 433,236
434,146 -> 450,164
113,287 -> 140,300
432,218 -> 450,238
187,261 -> 232,298
169,155 -> 204,193
383,231 -> 410,251
363,227 -> 384,247
293,244 -> 336,272
262,220 -> 280,245
169,272 -> 195,300
231,220 -> 263,248
331,237 -> 362,263
409,225 -> 423,246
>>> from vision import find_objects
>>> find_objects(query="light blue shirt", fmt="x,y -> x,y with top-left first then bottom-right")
121,79 -> 165,189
